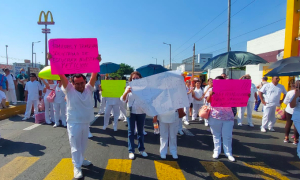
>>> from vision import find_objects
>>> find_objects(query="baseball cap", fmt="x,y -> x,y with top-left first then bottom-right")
262,77 -> 268,81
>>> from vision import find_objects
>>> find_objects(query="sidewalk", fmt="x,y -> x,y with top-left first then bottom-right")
0,102 -> 26,120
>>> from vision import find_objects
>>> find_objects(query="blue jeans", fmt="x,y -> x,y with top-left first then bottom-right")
128,113 -> 146,153
254,95 -> 261,111
94,90 -> 101,107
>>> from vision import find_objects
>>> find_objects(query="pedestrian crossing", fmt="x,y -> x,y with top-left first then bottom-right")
0,156 -> 299,180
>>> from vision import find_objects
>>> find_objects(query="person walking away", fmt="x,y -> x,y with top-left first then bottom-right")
183,80 -> 193,125
16,68 -> 28,101
154,110 -> 180,160
289,85 -> 300,159
283,81 -> 299,144
40,79 -> 56,124
94,75 -> 101,108
53,80 -> 67,127
237,74 -> 257,127
254,77 -> 268,111
259,76 -> 287,132
192,80 -> 204,121
3,69 -> 17,105
22,73 -> 43,121
121,71 -> 148,160
206,76 -> 235,162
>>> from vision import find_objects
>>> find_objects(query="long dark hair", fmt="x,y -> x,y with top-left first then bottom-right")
129,71 -> 142,82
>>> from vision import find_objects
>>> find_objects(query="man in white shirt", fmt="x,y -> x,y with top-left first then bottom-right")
4,69 -> 17,105
22,73 -> 43,121
55,54 -> 101,179
259,76 -> 287,132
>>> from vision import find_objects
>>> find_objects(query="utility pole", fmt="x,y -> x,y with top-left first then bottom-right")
192,43 -> 195,79
5,45 -> 8,65
169,44 -> 172,70
163,59 -> 165,67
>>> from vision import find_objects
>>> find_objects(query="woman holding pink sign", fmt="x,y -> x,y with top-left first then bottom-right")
206,76 -> 235,162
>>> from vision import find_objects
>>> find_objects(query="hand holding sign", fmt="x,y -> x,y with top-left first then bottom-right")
48,38 -> 100,74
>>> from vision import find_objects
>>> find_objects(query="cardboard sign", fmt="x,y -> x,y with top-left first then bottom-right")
48,38 -> 100,74
101,80 -> 126,98
211,79 -> 251,107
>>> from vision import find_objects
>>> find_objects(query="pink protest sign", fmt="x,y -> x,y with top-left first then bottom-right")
48,38 -> 100,74
211,79 -> 251,107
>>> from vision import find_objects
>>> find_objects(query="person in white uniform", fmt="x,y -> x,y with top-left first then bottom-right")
53,80 -> 67,128
237,74 -> 257,127
4,68 -> 17,105
183,80 -> 193,125
203,78 -> 213,127
259,76 -> 287,132
290,85 -> 300,159
22,73 -> 43,121
103,96 -> 121,131
41,79 -> 56,124
192,80 -> 204,121
154,110 -> 180,159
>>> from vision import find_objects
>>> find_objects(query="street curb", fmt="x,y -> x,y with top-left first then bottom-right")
0,104 -> 26,120
244,113 -> 286,124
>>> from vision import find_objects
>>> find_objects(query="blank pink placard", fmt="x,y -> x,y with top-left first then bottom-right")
211,79 -> 251,107
49,38 -> 100,74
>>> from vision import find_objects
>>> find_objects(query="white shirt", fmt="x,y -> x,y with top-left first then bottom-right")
260,83 -> 287,107
193,87 -> 204,104
25,81 -> 43,101
248,83 -> 257,103
284,90 -> 295,114
158,110 -> 179,123
62,82 -> 94,123
0,90 -> 6,100
54,85 -> 66,104
121,86 -> 144,114
6,74 -> 16,90
186,86 -> 193,104
291,96 -> 300,122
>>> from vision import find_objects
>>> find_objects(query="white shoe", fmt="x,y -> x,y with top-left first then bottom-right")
184,121 -> 189,125
53,124 -> 58,128
74,167 -> 83,179
261,128 -> 266,133
191,119 -> 196,121
269,128 -> 275,132
82,160 -> 92,167
114,127 -> 118,132
178,130 -> 184,135
238,123 -> 242,126
22,117 -> 28,121
204,122 -> 209,127
172,154 -> 178,159
248,123 -> 254,127
123,119 -> 127,122
212,153 -> 219,159
199,118 -> 204,122
143,131 -> 147,135
139,151 -> 148,157
160,154 -> 166,159
88,132 -> 93,138
129,153 -> 135,159
228,155 -> 235,162
102,126 -> 107,130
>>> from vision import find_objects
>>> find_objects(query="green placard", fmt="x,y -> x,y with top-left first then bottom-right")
101,80 -> 126,98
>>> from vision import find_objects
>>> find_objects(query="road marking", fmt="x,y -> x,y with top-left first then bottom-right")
182,125 -> 195,136
23,124 -> 41,130
43,158 -> 73,180
154,160 -> 186,180
0,156 -> 39,180
289,161 -> 300,169
243,162 -> 289,180
201,161 -> 238,180
102,159 -> 132,180
90,114 -> 101,125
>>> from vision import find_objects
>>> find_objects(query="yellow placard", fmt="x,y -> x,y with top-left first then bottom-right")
101,80 -> 126,98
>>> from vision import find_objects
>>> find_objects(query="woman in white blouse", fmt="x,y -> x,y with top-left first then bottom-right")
53,80 -> 67,128
183,80 -> 193,125
121,71 -> 148,160
192,80 -> 204,121
203,78 -> 213,127
41,79 -> 56,125
289,82 -> 300,159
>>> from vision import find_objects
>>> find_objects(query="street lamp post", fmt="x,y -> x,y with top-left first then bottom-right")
152,57 -> 157,65
163,42 -> 171,70
32,41 -> 41,67
5,45 -> 8,65
33,53 -> 36,67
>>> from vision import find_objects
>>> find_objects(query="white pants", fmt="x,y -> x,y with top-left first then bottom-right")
209,118 -> 234,156
192,103 -> 203,120
160,120 -> 179,156
183,104 -> 191,122
67,123 -> 89,168
104,104 -> 120,129
237,102 -> 254,124
44,97 -> 54,124
53,102 -> 66,126
178,117 -> 183,131
5,89 -> 17,104
98,96 -> 106,113
262,105 -> 276,129
294,121 -> 300,155
24,100 -> 38,118
119,101 -> 127,119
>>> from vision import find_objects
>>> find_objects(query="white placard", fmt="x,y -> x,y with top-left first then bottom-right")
129,71 -> 189,116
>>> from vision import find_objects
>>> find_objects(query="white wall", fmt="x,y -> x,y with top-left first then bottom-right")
208,68 -> 224,79
247,29 -> 285,54
245,63 -> 273,86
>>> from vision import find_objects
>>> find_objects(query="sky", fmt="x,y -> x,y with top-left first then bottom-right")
0,0 -> 287,69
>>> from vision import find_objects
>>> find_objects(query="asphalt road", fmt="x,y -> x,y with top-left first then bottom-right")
0,109 -> 300,180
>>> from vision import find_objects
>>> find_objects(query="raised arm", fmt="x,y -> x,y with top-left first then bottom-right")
89,55 -> 102,87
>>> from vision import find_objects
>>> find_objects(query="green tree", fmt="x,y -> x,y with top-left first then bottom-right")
110,63 -> 134,78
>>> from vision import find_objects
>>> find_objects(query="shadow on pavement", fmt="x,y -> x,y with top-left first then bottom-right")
0,139 -> 46,157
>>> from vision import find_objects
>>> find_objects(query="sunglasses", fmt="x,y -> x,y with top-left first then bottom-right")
132,78 -> 139,80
